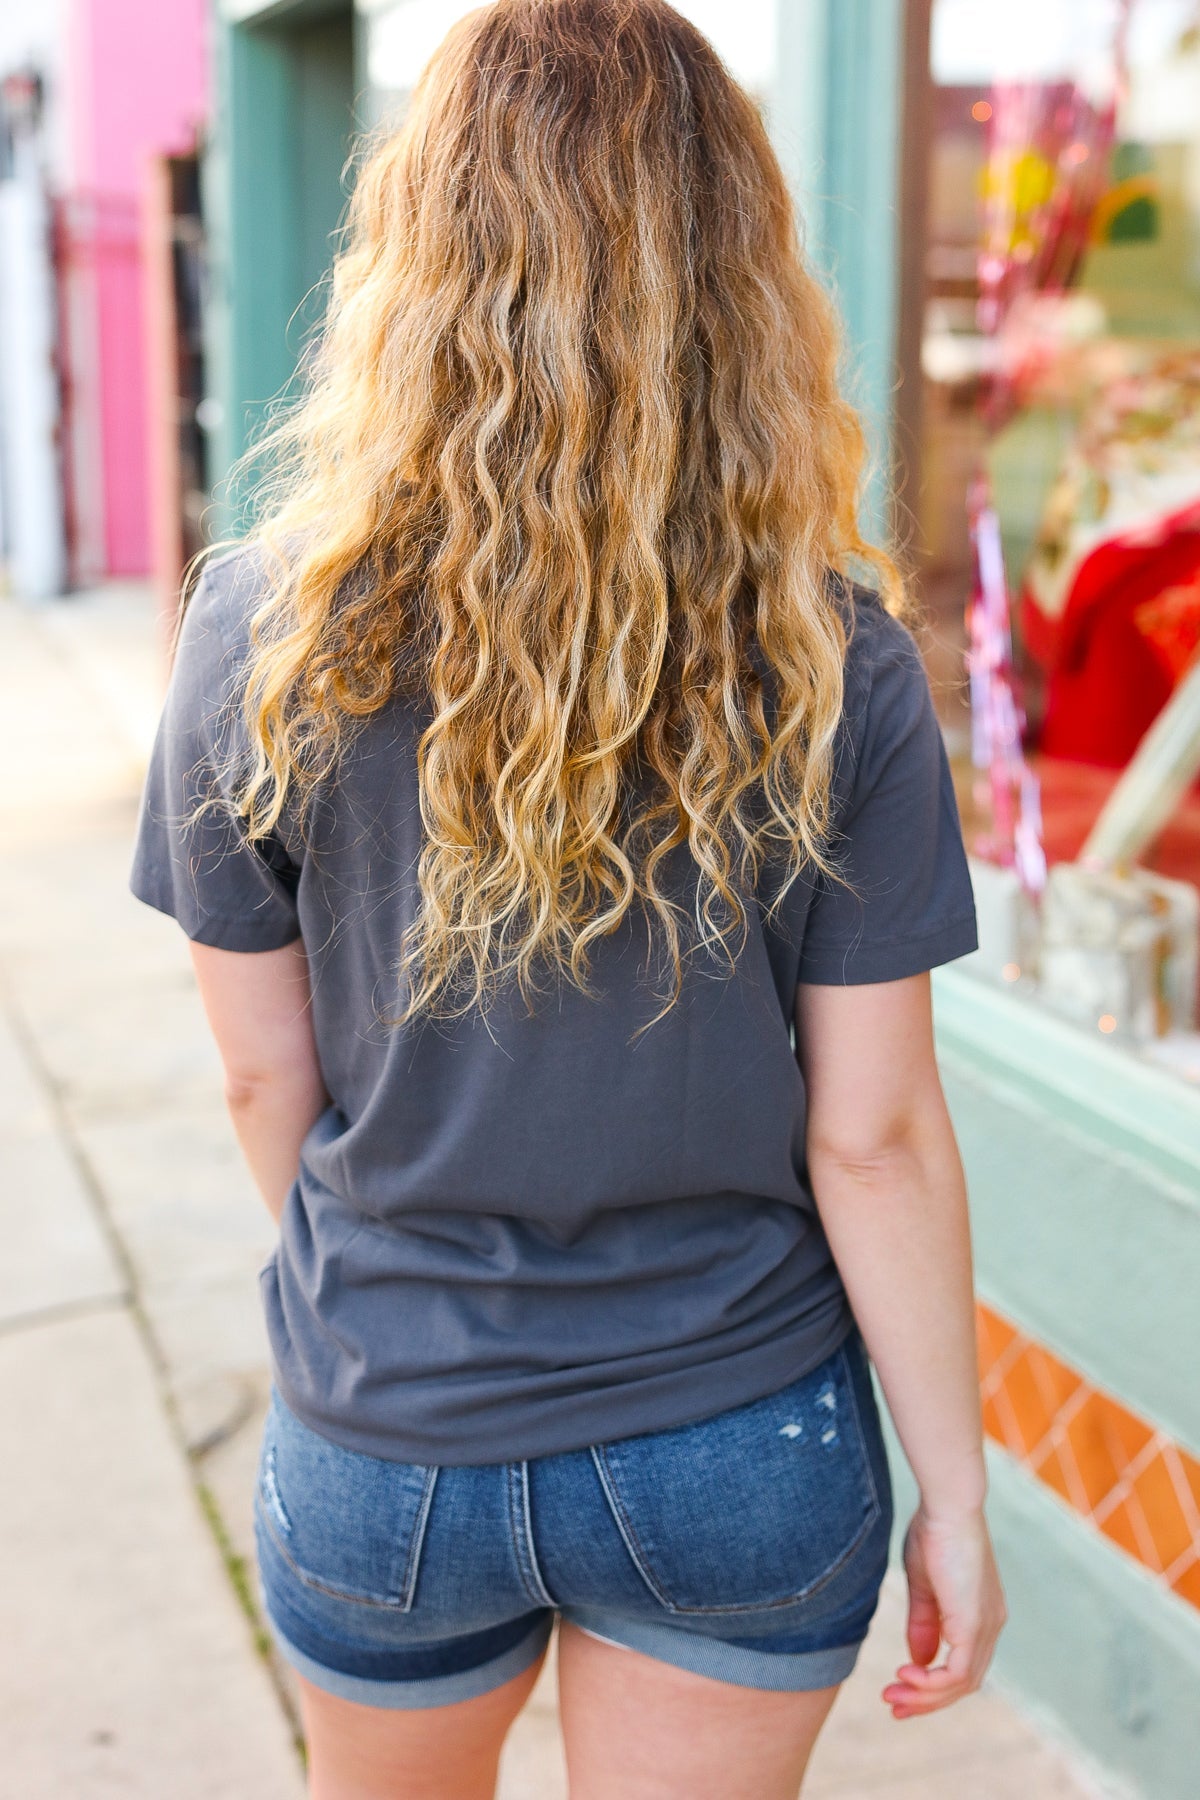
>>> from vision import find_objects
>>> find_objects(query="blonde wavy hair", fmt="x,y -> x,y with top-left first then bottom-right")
224,0 -> 902,1021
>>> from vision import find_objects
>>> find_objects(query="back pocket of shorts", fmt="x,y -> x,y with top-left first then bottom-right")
590,1343 -> 881,1615
255,1389 -> 438,1610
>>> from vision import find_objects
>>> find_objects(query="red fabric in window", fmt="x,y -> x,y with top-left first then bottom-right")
1020,511 -> 1200,769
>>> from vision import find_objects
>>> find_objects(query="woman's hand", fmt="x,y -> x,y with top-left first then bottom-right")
882,1505 -> 1007,1719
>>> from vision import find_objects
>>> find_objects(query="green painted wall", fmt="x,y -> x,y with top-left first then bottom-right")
883,1427 -> 1200,1800
775,0 -> 905,537
934,965 -> 1200,1450
205,0 -> 358,531
903,963 -> 1200,1798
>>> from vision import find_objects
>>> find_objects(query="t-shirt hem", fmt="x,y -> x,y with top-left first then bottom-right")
796,911 -> 979,985
129,873 -> 302,953
264,1302 -> 858,1466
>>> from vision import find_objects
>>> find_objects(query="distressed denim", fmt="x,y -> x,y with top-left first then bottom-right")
253,1325 -> 894,1707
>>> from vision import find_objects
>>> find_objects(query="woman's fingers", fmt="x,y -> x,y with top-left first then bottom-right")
882,1663 -> 972,1717
901,1519 -> 943,1667
885,1505 -> 1007,1717
904,1583 -> 942,1667
882,1624 -> 999,1717
884,1686 -> 969,1718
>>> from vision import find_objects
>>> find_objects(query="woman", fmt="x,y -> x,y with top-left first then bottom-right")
131,2 -> 1005,1795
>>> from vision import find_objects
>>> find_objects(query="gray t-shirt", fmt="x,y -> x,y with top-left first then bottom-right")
130,549 -> 977,1464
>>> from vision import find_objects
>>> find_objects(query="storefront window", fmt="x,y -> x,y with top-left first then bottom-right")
915,0 -> 1200,1074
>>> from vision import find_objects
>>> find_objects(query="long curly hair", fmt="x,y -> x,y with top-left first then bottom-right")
226,0 -> 902,1021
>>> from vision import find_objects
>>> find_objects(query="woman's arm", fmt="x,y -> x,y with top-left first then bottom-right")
188,939 -> 328,1224
794,971 -> 1006,1719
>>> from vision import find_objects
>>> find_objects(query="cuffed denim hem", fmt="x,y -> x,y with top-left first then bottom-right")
262,1607 -> 554,1710
563,1607 -> 864,1691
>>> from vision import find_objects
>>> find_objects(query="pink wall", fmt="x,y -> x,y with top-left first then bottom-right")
68,0 -> 208,576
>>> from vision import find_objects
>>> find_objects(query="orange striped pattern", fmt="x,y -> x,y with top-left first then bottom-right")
977,1303 -> 1200,1611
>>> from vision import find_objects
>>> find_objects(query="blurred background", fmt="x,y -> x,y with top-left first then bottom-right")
1,2 -> 1198,1796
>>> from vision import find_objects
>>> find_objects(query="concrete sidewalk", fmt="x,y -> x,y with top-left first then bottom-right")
0,581 -> 1105,1798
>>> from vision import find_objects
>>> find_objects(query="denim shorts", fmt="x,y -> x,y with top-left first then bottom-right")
252,1325 -> 893,1708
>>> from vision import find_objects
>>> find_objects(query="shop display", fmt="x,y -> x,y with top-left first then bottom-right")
1021,346 -> 1200,766
922,0 -> 1200,1066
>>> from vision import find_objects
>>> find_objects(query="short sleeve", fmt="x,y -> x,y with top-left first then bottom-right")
129,565 -> 303,952
796,611 -> 978,985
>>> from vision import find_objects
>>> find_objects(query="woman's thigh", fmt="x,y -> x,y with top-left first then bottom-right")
292,1649 -> 546,1800
557,1622 -> 840,1800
